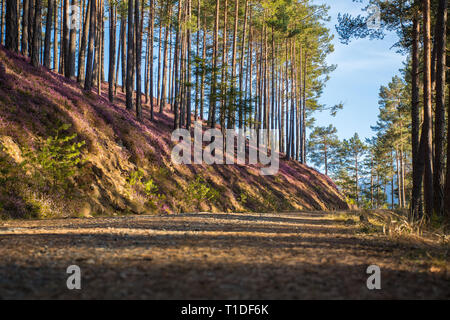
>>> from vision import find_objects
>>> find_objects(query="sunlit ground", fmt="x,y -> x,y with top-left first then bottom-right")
0,212 -> 448,299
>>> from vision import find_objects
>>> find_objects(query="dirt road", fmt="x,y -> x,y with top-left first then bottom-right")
0,212 -> 448,299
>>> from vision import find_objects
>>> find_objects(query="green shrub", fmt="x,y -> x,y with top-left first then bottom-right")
143,178 -> 158,196
238,191 -> 248,205
144,178 -> 166,208
127,169 -> 165,209
186,176 -> 219,207
127,168 -> 145,186
23,124 -> 85,190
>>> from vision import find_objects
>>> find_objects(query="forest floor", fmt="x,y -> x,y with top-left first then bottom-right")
0,211 -> 448,299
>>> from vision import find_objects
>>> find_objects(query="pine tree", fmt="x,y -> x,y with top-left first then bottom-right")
308,125 -> 340,176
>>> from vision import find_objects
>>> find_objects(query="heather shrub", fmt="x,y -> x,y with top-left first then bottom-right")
0,143 -> 40,218
0,144 -> 19,185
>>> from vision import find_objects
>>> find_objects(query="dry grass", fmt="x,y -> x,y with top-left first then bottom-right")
330,209 -> 450,246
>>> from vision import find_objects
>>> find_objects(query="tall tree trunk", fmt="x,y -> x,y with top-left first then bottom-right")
199,13 -> 206,121
167,31 -> 173,108
209,0 -> 219,128
67,0 -> 77,77
401,147 -> 406,207
125,0 -> 134,110
289,39 -> 295,158
21,0 -> 29,55
62,0 -> 69,76
156,22 -> 162,105
84,0 -> 96,91
263,20 -> 268,137
144,6 -> 150,104
28,0 -> 35,57
114,13 -> 122,93
53,0 -> 58,70
396,148 -> 402,208
5,0 -> 18,52
194,0 -> 200,120
410,14 -> 422,220
295,43 -> 300,161
230,0 -> 239,129
30,0 -> 41,66
370,159 -> 374,208
297,45 -> 303,162
219,0 -> 228,132
149,0 -> 154,120
247,10 -> 252,129
0,0 -> 4,45
159,6 -> 171,113
173,0 -> 182,129
100,6 -> 105,85
166,20 -> 173,106
135,0 -> 143,120
445,86 -> 450,218
178,13 -> 185,128
356,154 -> 359,206
433,0 -> 447,217
185,0 -> 192,128
391,155 -> 394,209
59,1 -> 64,72
92,1 -> 98,86
97,0 -> 103,95
302,53 -> 307,163
120,14 -> 126,92
238,0 -> 248,129
108,1 -> 116,102
284,39 -> 289,158
422,0 -> 434,219
44,0 -> 53,68
78,0 -> 90,82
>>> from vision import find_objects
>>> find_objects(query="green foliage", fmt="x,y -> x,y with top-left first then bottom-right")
0,141 -> 72,219
127,168 -> 145,186
22,124 -> 85,190
238,191 -> 248,206
320,75 -> 412,211
127,168 -> 165,209
308,124 -> 340,175
332,133 -> 367,206
186,176 -> 219,206
144,178 -> 159,197
144,178 -> 166,207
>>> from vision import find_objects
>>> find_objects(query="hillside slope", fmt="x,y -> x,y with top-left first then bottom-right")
0,46 -> 348,219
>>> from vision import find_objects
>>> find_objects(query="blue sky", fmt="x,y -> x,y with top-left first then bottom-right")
312,0 -> 407,141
